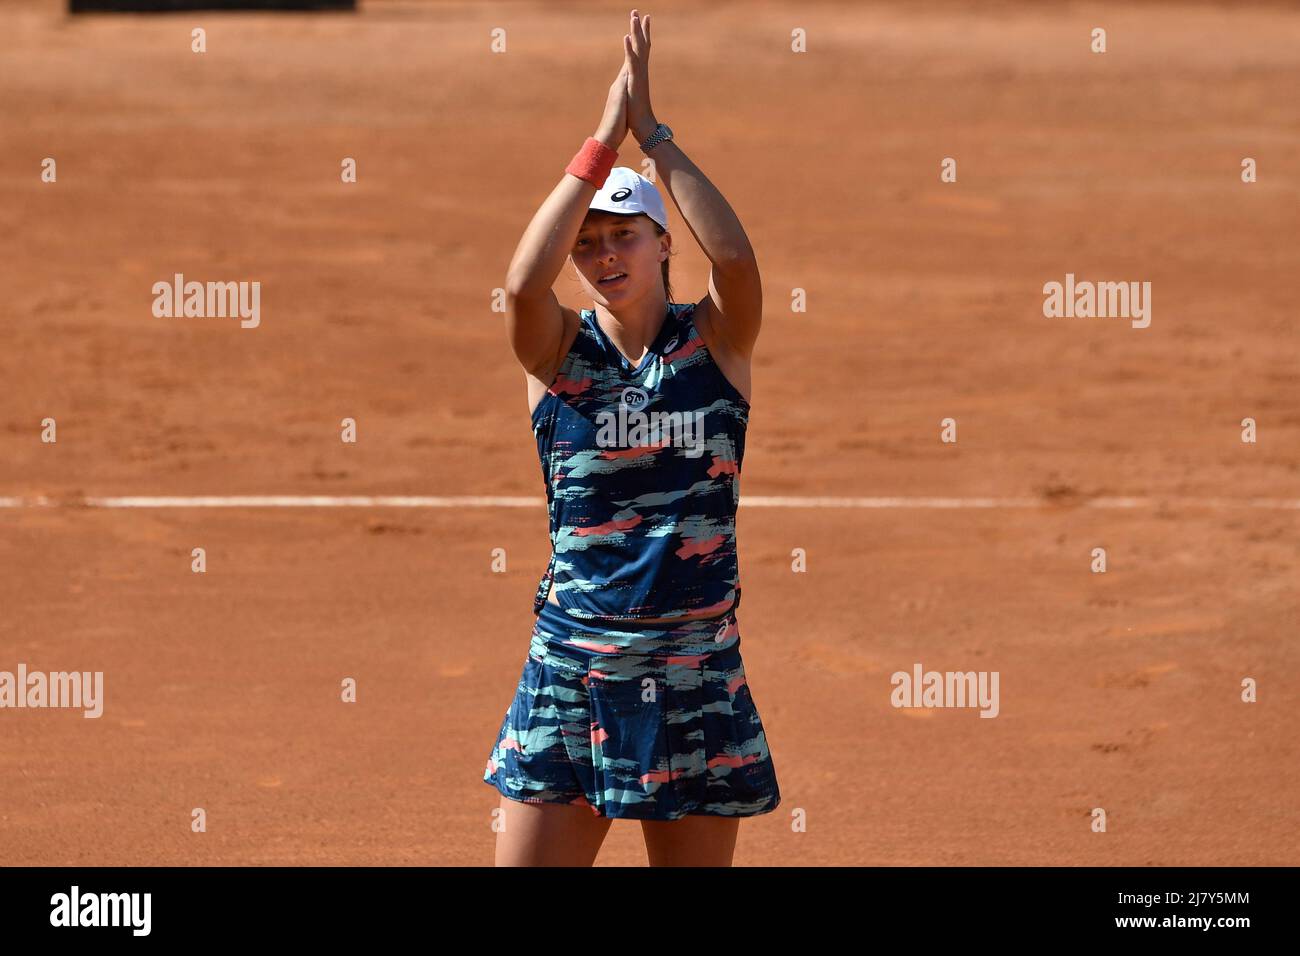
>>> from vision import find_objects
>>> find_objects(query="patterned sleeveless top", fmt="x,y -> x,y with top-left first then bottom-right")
531,301 -> 748,624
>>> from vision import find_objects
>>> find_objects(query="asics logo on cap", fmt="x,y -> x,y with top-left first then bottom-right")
611,188 -> 632,201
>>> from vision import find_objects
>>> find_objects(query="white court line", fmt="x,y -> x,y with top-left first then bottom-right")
0,495 -> 1297,509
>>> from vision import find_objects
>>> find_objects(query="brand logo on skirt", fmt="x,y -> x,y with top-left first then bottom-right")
714,619 -> 729,643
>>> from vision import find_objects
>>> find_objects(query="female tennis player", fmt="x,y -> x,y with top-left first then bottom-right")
483,9 -> 778,867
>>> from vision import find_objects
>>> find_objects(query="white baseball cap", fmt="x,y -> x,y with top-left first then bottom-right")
587,167 -> 669,231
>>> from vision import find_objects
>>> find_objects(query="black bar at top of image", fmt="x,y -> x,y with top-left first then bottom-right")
69,0 -> 355,12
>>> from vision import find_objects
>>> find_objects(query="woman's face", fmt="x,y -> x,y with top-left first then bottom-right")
569,212 -> 668,305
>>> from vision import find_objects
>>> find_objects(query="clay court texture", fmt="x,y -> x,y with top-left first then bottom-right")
1,0 -> 1297,865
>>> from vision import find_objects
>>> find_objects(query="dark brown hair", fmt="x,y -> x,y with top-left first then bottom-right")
649,218 -> 674,303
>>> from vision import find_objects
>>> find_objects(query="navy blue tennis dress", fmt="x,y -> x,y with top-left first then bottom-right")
482,300 -> 781,820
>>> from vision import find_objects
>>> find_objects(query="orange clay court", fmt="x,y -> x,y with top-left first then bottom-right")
0,0 -> 1296,865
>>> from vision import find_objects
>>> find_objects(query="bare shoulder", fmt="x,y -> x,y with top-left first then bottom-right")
690,294 -> 753,404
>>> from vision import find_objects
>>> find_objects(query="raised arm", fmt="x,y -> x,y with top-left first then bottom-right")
623,11 -> 763,359
503,60 -> 631,378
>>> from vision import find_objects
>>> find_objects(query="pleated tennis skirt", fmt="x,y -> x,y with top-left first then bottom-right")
482,601 -> 782,820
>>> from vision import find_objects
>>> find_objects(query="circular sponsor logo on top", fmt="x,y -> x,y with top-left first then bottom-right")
620,386 -> 649,411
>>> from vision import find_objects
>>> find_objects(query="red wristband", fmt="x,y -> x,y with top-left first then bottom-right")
566,137 -> 619,188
